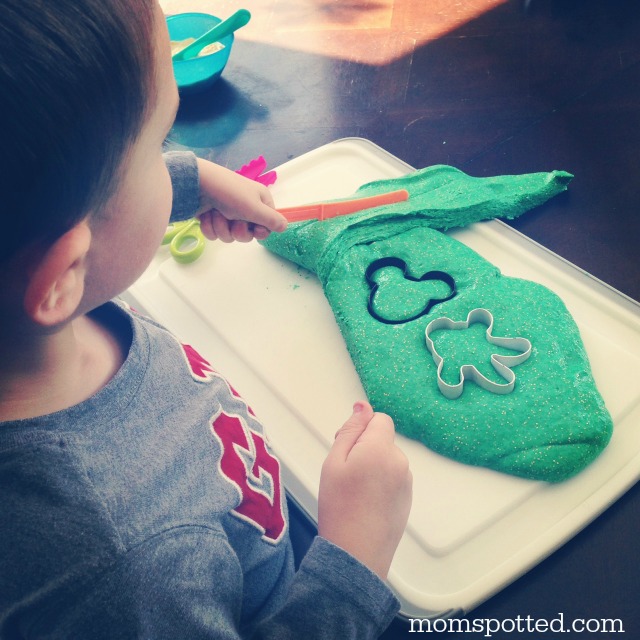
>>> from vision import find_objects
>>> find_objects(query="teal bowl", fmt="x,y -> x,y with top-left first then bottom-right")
166,13 -> 234,94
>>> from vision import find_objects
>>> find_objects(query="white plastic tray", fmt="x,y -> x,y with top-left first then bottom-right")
125,138 -> 640,619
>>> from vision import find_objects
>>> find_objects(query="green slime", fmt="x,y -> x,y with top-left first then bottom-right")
262,166 -> 612,482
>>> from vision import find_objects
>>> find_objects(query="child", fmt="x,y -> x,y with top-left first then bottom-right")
0,1 -> 412,638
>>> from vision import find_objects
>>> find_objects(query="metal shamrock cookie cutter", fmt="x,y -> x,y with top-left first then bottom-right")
425,308 -> 532,399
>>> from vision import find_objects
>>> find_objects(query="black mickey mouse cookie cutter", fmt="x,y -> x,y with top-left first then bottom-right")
365,257 -> 457,325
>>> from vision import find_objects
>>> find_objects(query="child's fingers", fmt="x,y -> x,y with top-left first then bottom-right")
211,211 -> 234,243
330,401 -> 375,461
319,403 -> 411,579
198,210 -> 217,240
229,220 -> 253,243
259,185 -> 275,209
198,206 -> 286,240
250,224 -> 271,240
251,202 -> 287,233
354,410 -> 396,446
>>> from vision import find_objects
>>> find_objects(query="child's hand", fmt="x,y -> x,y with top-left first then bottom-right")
318,402 -> 413,580
196,159 -> 288,242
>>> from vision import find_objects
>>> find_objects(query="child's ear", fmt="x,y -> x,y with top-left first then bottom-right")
23,220 -> 92,327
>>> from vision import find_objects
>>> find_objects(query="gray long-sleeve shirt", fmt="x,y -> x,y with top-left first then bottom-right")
0,152 -> 399,639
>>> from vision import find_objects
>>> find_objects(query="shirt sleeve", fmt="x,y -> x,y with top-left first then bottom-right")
254,536 -> 400,639
45,529 -> 399,640
164,150 -> 201,222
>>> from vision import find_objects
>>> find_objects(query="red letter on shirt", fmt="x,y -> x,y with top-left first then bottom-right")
211,412 -> 286,544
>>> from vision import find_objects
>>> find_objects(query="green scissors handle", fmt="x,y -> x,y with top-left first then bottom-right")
162,218 -> 206,264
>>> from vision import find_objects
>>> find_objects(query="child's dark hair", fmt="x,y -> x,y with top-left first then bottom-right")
0,0 -> 156,262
